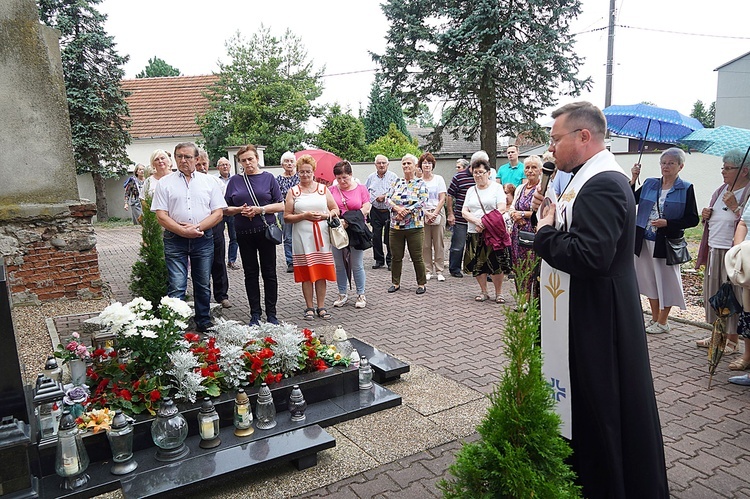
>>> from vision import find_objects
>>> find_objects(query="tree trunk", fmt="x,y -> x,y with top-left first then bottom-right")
92,172 -> 108,222
479,71 -> 497,169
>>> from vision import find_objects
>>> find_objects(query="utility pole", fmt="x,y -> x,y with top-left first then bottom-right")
604,0 -> 616,108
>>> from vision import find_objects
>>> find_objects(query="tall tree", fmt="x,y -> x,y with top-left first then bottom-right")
404,102 -> 436,128
367,123 -> 421,159
136,56 -> 180,78
691,99 -> 715,128
199,26 -> 324,164
374,0 -> 589,167
39,0 -> 131,221
363,80 -> 410,143
315,105 -> 369,162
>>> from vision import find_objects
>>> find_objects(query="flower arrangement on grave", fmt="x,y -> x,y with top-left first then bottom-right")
75,408 -> 113,434
78,297 -> 351,417
54,332 -> 91,364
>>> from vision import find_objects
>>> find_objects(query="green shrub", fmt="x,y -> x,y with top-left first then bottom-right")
129,197 -> 168,306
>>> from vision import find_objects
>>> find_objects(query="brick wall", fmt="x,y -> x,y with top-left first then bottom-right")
3,202 -> 104,305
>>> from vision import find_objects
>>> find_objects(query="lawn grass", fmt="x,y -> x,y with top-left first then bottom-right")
95,217 -> 132,229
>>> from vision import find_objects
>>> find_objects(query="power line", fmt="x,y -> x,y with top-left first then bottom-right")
320,68 -> 379,78
576,24 -> 750,40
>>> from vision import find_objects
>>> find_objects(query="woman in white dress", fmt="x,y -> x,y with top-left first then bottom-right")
284,155 -> 339,321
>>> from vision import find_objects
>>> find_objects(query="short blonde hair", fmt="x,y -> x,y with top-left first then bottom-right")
296,154 -> 316,171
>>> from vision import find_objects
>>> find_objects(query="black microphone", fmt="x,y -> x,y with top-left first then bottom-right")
538,162 -> 556,196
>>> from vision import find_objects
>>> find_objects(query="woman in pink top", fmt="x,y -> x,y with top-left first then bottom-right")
330,161 -> 371,309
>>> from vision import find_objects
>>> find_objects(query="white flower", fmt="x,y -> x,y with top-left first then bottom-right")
140,330 -> 158,339
160,297 -> 192,318
326,348 -> 335,356
127,297 -> 152,314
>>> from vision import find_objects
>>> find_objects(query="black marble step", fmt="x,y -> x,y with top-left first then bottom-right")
36,383 -> 400,498
39,425 -> 334,499
350,338 -> 410,382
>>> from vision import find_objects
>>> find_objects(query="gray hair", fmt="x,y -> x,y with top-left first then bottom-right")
280,151 -> 296,163
660,147 -> 686,165
723,149 -> 749,168
402,153 -> 418,164
471,150 -> 490,164
456,158 -> 470,169
524,155 -> 543,168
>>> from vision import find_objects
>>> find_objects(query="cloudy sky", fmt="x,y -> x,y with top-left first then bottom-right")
100,0 -> 750,120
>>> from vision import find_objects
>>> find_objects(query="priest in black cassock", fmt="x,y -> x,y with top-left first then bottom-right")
533,101 -> 669,498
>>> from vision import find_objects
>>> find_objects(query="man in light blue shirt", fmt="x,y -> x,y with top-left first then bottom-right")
365,155 -> 398,269
495,145 -> 525,186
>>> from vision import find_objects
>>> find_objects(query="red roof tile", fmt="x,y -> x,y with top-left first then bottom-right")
121,75 -> 219,139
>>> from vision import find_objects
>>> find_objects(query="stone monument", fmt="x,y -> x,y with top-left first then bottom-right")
0,0 -> 103,306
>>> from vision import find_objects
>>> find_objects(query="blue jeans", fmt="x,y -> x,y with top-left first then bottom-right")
225,215 -> 238,264
163,229 -> 214,328
332,246 -> 366,295
449,222 -> 468,275
281,217 -> 293,266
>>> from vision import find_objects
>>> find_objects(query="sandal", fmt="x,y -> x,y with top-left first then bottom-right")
495,295 -> 506,304
729,358 -> 750,371
303,307 -> 315,321
316,307 -> 332,320
725,340 -> 740,355
696,337 -> 711,348
475,293 -> 489,302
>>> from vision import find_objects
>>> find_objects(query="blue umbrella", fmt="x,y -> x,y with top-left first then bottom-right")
679,125 -> 750,191
602,103 -> 704,165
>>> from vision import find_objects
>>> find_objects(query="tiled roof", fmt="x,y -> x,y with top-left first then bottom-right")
121,75 -> 218,139
407,125 -> 482,156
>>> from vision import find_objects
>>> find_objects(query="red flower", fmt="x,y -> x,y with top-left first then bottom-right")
120,389 -> 132,401
200,367 -> 212,378
259,347 -> 274,359
206,352 -> 218,363
264,336 -> 277,345
274,373 -> 283,383
108,350 -> 118,358
119,363 -> 126,371
92,348 -> 106,358
307,349 -> 317,359
315,359 -> 328,371
208,364 -> 220,372
184,333 -> 200,343
132,380 -> 140,390
149,390 -> 161,402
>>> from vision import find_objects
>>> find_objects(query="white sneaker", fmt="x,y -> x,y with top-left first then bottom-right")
645,322 -> 670,334
436,273 -> 446,282
355,295 -> 366,309
426,272 -> 432,281
333,294 -> 348,307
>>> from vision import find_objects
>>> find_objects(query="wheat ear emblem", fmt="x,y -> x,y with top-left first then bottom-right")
545,271 -> 565,321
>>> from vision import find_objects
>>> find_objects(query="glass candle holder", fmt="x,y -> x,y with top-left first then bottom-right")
151,397 -> 189,462
55,410 -> 89,490
358,356 -> 373,390
288,385 -> 307,422
234,389 -> 254,437
107,410 -> 137,475
198,397 -> 221,448
255,383 -> 277,430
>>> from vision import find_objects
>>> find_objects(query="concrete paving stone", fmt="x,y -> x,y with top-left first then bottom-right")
669,434 -> 711,458
661,421 -> 694,440
348,473 -> 401,497
386,365 -> 484,416
674,413 -> 716,432
678,450 -> 736,475
385,461 -> 436,488
702,440 -> 748,466
428,398 -> 491,439
671,481 -> 724,499
736,488 -> 750,499
693,468 -> 750,497
382,480 -> 440,498
689,425 -> 741,449
666,460 -> 709,490
362,460 -> 403,481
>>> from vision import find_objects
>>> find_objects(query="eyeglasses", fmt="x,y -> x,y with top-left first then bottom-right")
722,166 -> 740,171
659,161 -> 680,167
298,171 -> 314,176
175,154 -> 195,161
472,170 -> 488,176
549,129 -> 582,146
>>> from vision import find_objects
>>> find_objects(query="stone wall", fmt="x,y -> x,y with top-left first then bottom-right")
2,202 -> 104,305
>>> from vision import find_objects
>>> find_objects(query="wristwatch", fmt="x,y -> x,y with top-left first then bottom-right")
261,207 -> 266,215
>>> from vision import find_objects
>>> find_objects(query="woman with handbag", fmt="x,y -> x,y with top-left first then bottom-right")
224,145 -> 285,326
461,158 -> 512,303
509,155 -> 542,297
631,147 -> 699,334
283,154 -> 339,320
418,153 -> 447,282
386,154 -> 429,295
694,150 -> 750,360
329,161 -> 371,309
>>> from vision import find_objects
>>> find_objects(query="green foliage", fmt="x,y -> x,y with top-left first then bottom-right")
440,259 -> 580,498
314,105 -> 369,161
404,102 -> 436,128
39,0 -> 131,220
691,100 -> 715,128
129,197 -> 168,307
367,123 -> 421,159
374,0 -> 589,163
363,80 -> 410,143
136,56 -> 181,78
198,26 -> 324,164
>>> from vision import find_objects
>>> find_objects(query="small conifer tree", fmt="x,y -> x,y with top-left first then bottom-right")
129,197 -> 168,306
440,258 -> 580,498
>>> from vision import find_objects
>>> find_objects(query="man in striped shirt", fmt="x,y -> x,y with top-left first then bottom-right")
446,159 -> 475,277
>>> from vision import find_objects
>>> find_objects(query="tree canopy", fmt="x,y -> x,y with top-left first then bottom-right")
315,105 -> 369,162
136,56 -> 180,78
363,80 -> 410,143
691,100 -> 715,128
367,123 -> 421,160
374,0 -> 589,167
199,26 -> 324,165
39,0 -> 131,220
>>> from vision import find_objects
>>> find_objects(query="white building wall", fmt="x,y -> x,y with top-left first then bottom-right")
715,55 -> 750,128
